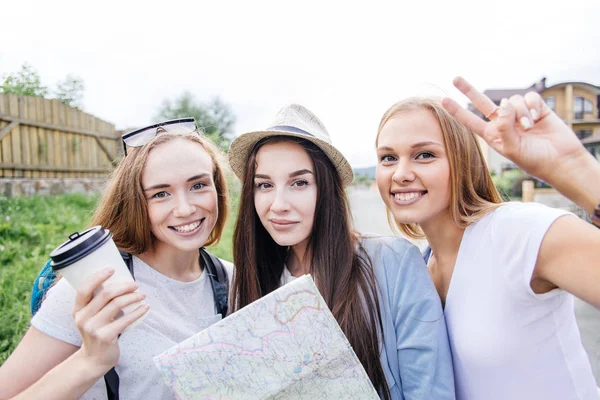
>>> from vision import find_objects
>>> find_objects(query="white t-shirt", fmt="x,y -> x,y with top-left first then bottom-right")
31,255 -> 233,400
443,202 -> 598,400
280,265 -> 297,285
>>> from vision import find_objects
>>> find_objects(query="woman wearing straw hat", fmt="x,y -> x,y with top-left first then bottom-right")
228,104 -> 455,400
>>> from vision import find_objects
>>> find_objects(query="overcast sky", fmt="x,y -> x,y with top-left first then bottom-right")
2,0 -> 599,167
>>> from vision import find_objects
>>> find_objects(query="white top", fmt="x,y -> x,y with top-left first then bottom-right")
443,202 -> 598,400
31,255 -> 233,400
280,265 -> 298,285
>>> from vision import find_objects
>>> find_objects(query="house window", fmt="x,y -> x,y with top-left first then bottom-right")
545,96 -> 556,112
574,96 -> 594,119
587,143 -> 600,161
575,130 -> 593,140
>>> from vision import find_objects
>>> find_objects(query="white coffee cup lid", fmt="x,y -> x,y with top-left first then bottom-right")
50,226 -> 113,271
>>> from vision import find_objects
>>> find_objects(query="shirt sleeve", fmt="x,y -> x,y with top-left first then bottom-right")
490,202 -> 572,300
30,278 -> 83,347
387,242 -> 456,399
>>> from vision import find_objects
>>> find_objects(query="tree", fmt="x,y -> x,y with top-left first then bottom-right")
354,173 -> 374,186
156,92 -> 236,150
55,74 -> 85,109
0,63 -> 48,97
491,169 -> 525,200
1,63 -> 85,110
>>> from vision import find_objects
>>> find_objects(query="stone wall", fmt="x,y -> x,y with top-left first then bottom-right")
0,178 -> 108,197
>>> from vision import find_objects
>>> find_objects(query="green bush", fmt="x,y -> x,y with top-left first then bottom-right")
0,188 -> 238,364
353,173 -> 374,186
491,169 -> 525,201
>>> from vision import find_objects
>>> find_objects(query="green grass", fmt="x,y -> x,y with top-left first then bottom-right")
0,191 -> 238,364
0,194 -> 98,364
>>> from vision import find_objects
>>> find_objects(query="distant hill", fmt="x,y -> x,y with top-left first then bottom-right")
353,166 -> 376,179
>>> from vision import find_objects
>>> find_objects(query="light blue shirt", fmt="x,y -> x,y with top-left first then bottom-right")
361,235 -> 455,399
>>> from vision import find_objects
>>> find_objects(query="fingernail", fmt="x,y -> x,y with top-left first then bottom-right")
520,116 -> 532,130
498,98 -> 510,116
530,108 -> 539,121
104,267 -> 115,275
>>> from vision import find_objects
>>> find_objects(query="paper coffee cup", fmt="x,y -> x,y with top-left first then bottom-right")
50,226 -> 146,330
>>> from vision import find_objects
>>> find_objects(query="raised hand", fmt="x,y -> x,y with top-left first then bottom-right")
71,267 -> 149,373
442,76 -> 589,184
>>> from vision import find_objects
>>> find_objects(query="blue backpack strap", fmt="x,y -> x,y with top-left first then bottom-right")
104,368 -> 120,400
200,248 -> 229,318
31,253 -> 135,317
119,251 -> 134,279
31,260 -> 58,316
104,251 -> 134,400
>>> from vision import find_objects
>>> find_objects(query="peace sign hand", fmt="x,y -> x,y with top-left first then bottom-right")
442,77 -> 588,184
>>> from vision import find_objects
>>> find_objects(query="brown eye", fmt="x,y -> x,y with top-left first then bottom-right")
255,182 -> 272,190
292,179 -> 309,187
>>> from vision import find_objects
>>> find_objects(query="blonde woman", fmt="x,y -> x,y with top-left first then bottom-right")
375,78 -> 600,400
0,119 -> 232,400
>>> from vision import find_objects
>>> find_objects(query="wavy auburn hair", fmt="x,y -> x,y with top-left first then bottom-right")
90,132 -> 229,254
231,136 -> 390,399
376,97 -> 503,239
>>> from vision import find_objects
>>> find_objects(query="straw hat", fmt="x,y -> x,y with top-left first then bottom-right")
228,104 -> 354,187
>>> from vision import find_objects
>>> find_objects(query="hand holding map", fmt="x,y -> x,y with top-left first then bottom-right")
154,275 -> 379,399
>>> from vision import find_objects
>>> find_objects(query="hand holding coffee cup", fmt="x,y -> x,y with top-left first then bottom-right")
50,226 -> 148,331
72,267 -> 149,372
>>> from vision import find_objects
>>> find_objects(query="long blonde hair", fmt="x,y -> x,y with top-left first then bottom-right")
376,97 -> 502,239
91,132 -> 229,254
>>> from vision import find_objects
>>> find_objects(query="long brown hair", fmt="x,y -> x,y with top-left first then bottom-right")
376,97 -> 503,239
232,136 -> 390,399
91,132 -> 229,254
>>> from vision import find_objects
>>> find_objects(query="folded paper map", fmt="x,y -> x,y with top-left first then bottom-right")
153,274 -> 379,399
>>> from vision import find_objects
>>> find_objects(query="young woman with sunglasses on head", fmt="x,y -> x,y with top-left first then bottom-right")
0,120 -> 232,400
228,104 -> 456,400
375,78 -> 600,400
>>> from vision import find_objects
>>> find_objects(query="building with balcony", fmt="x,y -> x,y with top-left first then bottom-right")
468,78 -> 600,174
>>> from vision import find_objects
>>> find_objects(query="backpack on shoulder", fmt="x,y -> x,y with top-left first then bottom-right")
31,248 -> 229,400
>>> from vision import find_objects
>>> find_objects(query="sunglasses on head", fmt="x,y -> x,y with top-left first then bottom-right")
121,117 -> 197,156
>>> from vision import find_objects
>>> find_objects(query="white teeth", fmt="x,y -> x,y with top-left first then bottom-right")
394,192 -> 422,202
172,221 -> 201,233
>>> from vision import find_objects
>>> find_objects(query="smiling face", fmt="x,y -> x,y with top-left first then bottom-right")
253,141 -> 317,252
142,138 -> 218,253
376,108 -> 452,230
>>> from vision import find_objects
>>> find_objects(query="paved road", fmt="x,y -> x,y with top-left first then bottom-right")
348,186 -> 600,384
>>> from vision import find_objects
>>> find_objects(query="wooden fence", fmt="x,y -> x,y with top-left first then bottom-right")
0,93 -> 121,178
